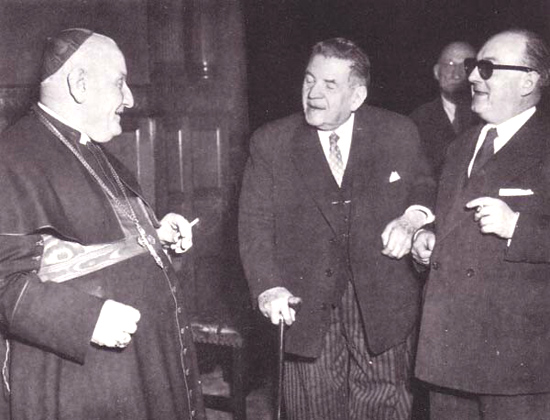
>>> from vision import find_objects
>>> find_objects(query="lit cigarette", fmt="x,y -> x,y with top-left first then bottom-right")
190,218 -> 200,227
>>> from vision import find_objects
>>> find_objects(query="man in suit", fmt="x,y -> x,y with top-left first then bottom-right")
0,29 -> 204,419
412,29 -> 550,419
239,38 -> 435,420
410,41 -> 477,178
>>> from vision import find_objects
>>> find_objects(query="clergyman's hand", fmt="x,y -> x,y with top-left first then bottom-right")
157,213 -> 198,253
411,229 -> 436,266
381,209 -> 427,259
91,300 -> 141,348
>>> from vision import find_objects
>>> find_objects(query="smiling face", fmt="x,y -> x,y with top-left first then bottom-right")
469,32 -> 535,124
302,55 -> 366,131
80,38 -> 134,142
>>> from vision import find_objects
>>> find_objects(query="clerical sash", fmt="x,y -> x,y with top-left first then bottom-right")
38,197 -> 154,283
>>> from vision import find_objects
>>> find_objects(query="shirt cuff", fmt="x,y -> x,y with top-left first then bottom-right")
406,205 -> 435,225
412,227 -> 430,243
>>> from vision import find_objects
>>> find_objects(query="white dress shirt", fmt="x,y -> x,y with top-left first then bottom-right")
317,112 -> 434,223
441,94 -> 457,124
467,107 -> 536,177
317,112 -> 355,170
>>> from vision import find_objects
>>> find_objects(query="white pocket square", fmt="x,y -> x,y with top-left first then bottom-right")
498,188 -> 534,196
389,171 -> 401,183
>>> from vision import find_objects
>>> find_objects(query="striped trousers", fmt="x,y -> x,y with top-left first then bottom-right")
284,282 -> 414,420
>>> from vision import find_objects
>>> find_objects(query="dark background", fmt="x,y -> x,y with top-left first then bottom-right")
0,0 -> 150,85
1,0 -> 548,132
243,0 -> 550,132
242,3 -> 550,416
0,3 -> 548,416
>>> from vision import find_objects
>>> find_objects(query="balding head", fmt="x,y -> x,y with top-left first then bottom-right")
439,42 -> 476,63
40,31 -> 134,142
469,30 -> 546,124
434,41 -> 476,100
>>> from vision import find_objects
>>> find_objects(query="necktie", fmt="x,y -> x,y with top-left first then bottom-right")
470,127 -> 498,176
451,116 -> 460,134
451,108 -> 462,134
452,100 -> 470,134
328,132 -> 344,186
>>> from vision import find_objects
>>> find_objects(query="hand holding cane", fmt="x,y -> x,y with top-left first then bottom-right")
276,296 -> 302,420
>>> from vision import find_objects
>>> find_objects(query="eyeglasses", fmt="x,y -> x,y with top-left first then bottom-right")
464,58 -> 537,80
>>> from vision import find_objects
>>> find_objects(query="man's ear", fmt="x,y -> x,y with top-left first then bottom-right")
350,85 -> 367,111
67,68 -> 87,104
433,64 -> 440,81
520,71 -> 540,97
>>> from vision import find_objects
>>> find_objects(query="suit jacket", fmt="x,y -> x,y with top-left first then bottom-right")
239,105 -> 435,358
410,97 -> 477,178
416,109 -> 550,395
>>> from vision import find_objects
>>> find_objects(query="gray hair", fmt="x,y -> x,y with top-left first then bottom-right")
310,37 -> 371,88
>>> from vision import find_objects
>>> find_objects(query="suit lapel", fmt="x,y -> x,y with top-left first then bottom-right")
290,110 -> 376,233
438,113 -> 547,242
291,122 -> 342,232
434,98 -> 454,134
436,125 -> 481,238
344,110 -> 376,200
470,117 -> 545,189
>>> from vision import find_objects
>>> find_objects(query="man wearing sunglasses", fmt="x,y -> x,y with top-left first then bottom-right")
410,41 -> 478,178
412,28 -> 550,419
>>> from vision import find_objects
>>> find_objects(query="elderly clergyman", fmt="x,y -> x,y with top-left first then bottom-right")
0,29 -> 205,419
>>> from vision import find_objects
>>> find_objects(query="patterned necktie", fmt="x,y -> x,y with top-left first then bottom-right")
328,132 -> 344,186
471,127 -> 498,176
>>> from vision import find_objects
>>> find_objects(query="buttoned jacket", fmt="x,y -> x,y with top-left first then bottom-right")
416,110 -> 550,394
239,105 -> 435,358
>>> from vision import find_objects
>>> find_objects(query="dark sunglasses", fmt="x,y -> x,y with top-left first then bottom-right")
464,58 -> 537,80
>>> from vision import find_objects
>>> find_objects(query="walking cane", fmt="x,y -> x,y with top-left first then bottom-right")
276,296 -> 302,420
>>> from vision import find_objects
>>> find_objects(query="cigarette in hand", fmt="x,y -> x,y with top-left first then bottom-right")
170,218 -> 199,254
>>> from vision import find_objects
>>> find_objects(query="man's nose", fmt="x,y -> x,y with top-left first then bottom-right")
308,82 -> 323,98
123,83 -> 134,109
468,65 -> 481,84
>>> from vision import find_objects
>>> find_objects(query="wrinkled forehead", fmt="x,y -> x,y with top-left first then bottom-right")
306,55 -> 353,78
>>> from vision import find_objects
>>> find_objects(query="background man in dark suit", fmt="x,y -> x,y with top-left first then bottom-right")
410,41 -> 477,178
412,29 -> 550,419
239,38 -> 435,420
